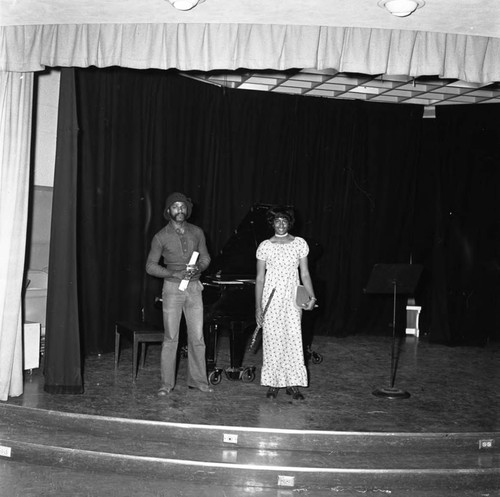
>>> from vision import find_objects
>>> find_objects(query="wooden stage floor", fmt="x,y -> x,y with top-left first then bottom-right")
7,333 -> 500,433
1,332 -> 499,496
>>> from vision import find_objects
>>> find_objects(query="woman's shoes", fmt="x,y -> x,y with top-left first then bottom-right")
266,386 -> 304,400
286,386 -> 305,400
266,387 -> 279,399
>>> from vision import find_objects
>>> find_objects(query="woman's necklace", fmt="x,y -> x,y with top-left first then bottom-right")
275,233 -> 288,238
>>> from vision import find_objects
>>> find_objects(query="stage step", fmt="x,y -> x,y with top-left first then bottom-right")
0,404 -> 499,493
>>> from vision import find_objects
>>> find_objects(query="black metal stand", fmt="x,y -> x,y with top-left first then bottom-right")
365,264 -> 422,399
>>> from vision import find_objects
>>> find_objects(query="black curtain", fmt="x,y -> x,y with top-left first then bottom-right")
72,67 -> 425,355
430,104 -> 500,344
44,68 -> 83,393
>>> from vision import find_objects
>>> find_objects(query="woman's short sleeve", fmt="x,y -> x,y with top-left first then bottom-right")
298,237 -> 309,259
256,240 -> 269,261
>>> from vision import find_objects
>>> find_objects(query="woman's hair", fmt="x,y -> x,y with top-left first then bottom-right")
266,205 -> 295,230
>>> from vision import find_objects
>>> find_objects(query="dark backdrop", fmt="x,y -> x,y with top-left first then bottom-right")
71,67 -> 427,356
45,67 -> 500,390
427,105 -> 500,344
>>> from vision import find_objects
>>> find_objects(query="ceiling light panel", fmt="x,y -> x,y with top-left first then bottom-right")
281,80 -> 314,89
349,86 -> 381,95
238,83 -> 269,91
272,86 -> 304,95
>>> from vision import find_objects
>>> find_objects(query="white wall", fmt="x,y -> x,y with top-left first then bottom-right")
33,68 -> 59,187
26,69 -> 60,271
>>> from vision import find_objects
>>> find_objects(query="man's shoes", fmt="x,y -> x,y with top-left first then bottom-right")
157,387 -> 172,396
286,386 -> 305,400
266,387 -> 279,399
189,385 -> 214,393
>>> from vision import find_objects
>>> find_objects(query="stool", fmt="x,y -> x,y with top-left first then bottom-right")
114,321 -> 163,381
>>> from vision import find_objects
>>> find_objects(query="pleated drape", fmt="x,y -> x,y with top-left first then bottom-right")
1,24 -> 499,84
0,70 -> 33,400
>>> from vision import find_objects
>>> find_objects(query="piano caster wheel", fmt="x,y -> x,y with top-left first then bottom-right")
306,345 -> 323,365
241,367 -> 256,383
311,352 -> 323,364
208,370 -> 222,385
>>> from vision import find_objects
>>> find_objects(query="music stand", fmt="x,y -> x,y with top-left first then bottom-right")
365,263 -> 423,399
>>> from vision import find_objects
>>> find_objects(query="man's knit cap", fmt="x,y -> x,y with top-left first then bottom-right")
163,192 -> 193,220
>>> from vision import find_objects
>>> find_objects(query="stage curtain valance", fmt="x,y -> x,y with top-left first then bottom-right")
1,23 -> 499,83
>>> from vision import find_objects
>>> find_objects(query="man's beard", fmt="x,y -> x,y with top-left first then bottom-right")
173,213 -> 185,222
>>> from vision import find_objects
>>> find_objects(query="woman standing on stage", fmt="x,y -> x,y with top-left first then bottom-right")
255,206 -> 317,400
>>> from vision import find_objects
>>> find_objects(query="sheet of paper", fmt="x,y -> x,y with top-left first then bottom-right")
179,251 -> 199,291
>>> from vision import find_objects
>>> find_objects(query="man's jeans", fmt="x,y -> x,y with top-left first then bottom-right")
160,279 -> 208,390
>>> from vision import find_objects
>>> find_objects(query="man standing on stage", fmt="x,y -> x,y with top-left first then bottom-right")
146,192 -> 212,395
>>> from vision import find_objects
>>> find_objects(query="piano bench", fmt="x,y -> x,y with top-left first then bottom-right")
114,321 -> 164,381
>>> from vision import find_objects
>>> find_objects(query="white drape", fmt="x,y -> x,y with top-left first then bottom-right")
0,71 -> 33,401
0,24 -> 499,83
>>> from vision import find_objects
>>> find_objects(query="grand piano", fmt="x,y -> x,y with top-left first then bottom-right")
202,203 -> 272,383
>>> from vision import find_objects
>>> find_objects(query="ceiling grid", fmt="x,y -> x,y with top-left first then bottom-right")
184,69 -> 500,118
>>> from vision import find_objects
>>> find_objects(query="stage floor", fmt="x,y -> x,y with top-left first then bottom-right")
7,332 -> 500,433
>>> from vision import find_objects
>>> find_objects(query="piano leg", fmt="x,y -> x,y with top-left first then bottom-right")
205,320 -> 257,385
204,323 -> 218,374
226,321 -> 251,379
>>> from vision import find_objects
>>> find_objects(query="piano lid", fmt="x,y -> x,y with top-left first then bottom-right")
208,203 -> 273,280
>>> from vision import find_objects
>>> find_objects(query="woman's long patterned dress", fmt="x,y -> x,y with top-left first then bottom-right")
256,237 -> 309,388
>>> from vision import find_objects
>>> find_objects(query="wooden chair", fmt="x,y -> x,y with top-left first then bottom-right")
114,321 -> 163,381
